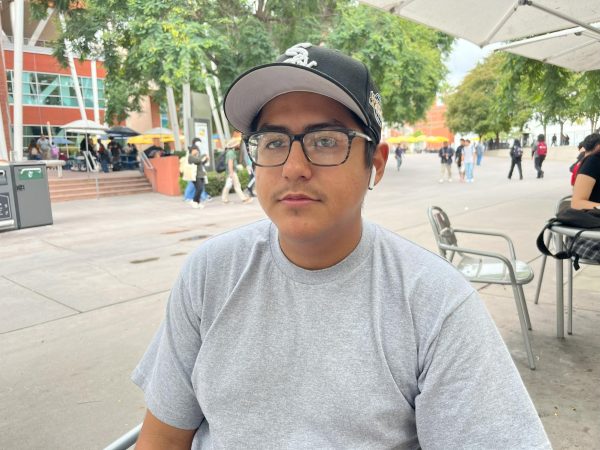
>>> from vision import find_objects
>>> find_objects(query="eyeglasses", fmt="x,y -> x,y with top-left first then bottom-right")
244,129 -> 372,167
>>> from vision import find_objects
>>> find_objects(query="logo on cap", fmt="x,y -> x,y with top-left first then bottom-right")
283,42 -> 317,68
369,91 -> 383,126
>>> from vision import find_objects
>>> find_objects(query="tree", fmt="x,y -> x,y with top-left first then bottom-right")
575,70 -> 600,133
445,53 -> 515,142
33,1 -> 452,129
327,4 -> 452,125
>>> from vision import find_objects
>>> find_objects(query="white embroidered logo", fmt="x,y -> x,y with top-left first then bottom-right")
369,91 -> 383,126
283,43 -> 317,68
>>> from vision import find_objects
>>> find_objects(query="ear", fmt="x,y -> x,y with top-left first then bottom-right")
371,142 -> 389,188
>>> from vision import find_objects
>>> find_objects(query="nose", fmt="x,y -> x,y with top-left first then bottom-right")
281,140 -> 312,181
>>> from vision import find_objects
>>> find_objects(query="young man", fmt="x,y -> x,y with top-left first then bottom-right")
438,141 -> 453,182
463,138 -> 475,182
221,144 -> 252,204
132,43 -> 550,449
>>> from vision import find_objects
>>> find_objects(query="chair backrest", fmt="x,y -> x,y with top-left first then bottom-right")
556,195 -> 572,215
427,206 -> 458,260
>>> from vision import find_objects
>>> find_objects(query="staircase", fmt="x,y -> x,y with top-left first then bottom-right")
49,172 -> 154,202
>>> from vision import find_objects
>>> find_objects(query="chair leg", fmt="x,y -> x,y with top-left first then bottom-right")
534,233 -> 551,304
512,285 -> 536,370
568,260 -> 573,335
518,285 -> 532,330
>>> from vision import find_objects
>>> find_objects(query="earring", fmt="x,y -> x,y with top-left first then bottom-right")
368,166 -> 376,190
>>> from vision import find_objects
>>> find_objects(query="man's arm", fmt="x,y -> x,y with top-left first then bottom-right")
136,409 -> 196,450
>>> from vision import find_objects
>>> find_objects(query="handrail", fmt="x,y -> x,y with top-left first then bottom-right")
139,151 -> 154,171
82,150 -> 100,199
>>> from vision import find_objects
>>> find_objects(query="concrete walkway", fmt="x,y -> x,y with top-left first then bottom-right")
1,151 -> 598,449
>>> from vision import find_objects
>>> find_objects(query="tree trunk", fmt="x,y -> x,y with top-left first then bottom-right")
559,121 -> 564,145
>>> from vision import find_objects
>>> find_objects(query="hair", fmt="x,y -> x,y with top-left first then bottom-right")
537,134 -> 545,142
582,133 -> 600,152
250,104 -> 375,168
513,138 -> 521,147
578,141 -> 585,150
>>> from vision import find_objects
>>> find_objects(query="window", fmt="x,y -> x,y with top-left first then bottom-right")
6,70 -> 106,109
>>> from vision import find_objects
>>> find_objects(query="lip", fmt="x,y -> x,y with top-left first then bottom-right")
279,193 -> 320,205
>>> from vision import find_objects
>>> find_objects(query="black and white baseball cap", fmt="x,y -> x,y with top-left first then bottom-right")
224,43 -> 383,144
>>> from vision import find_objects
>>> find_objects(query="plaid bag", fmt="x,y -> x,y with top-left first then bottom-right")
536,208 -> 600,270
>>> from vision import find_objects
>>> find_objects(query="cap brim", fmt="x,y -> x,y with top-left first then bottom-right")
224,63 -> 368,134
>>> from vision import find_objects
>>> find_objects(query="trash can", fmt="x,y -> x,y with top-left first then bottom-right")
0,164 -> 17,232
10,162 -> 53,229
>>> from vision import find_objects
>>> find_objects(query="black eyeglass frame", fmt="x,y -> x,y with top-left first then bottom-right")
243,128 -> 373,167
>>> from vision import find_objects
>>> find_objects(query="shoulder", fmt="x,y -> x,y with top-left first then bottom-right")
579,153 -> 600,176
371,223 -> 475,312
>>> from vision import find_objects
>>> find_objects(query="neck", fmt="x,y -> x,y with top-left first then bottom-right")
278,219 -> 363,270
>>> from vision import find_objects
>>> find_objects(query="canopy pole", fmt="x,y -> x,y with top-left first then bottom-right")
11,0 -> 24,161
482,0 -> 520,46
521,0 -> 600,39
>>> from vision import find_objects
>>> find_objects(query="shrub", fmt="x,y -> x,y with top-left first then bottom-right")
179,169 -> 251,197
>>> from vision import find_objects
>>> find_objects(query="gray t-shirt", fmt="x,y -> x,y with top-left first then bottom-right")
132,219 -> 550,449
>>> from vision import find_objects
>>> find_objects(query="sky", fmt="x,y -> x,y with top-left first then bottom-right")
444,39 -> 498,87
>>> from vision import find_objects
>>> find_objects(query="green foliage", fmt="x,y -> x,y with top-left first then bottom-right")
34,0 -> 452,131
574,71 -> 600,132
180,169 -> 250,197
445,53 -> 513,137
327,4 -> 451,125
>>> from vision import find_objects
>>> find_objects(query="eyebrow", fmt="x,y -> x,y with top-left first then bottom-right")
256,120 -> 352,134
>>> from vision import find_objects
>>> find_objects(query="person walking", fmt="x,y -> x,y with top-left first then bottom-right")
475,140 -> 484,166
132,42 -> 550,450
463,139 -> 475,183
188,148 -> 207,209
532,134 -> 547,179
438,141 -> 453,182
180,150 -> 197,203
395,145 -> 403,171
221,144 -> 252,204
508,138 -> 523,180
455,138 -> 465,182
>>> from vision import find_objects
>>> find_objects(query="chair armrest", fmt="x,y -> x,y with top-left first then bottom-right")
438,243 -> 519,284
452,228 -> 517,260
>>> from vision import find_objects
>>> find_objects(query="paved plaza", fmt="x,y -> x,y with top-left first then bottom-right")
1,151 -> 599,449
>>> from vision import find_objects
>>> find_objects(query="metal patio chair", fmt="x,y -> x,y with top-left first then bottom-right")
103,423 -> 141,450
427,206 -> 536,370
534,195 -> 599,335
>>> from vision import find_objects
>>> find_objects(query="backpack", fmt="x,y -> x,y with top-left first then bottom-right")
513,145 -> 523,158
216,152 -> 227,173
537,141 -> 547,156
536,207 -> 600,269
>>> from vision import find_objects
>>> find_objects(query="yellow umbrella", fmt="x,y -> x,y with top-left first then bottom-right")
387,136 -> 413,144
425,135 -> 448,143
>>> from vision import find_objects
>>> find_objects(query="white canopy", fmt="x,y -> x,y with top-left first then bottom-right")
496,26 -> 600,72
61,119 -> 109,134
359,0 -> 600,47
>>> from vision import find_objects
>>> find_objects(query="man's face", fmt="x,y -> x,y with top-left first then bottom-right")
254,91 -> 383,247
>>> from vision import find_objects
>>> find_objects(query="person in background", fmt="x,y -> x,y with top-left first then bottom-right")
107,136 -> 123,170
508,138 -> 523,180
475,140 -> 485,166
455,138 -> 465,182
132,41 -> 550,450
188,147 -> 208,209
394,144 -> 403,171
180,148 -> 197,203
438,140 -> 453,183
570,133 -> 600,264
191,138 -> 211,203
551,133 -> 557,147
532,134 -> 548,179
463,138 -> 475,183
97,139 -> 110,173
27,139 -> 41,160
571,134 -> 600,187
221,144 -> 252,204
37,134 -> 51,159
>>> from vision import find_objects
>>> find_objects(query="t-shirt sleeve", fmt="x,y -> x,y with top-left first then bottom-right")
414,292 -> 550,449
577,154 -> 600,179
131,268 -> 204,430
